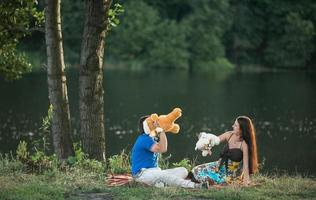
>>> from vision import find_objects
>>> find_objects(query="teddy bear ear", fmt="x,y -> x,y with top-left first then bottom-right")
150,113 -> 159,121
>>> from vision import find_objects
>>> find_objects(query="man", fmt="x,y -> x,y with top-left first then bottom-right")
131,115 -> 201,188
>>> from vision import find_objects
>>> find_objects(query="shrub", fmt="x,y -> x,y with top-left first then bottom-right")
172,158 -> 193,171
67,143 -> 105,174
108,150 -> 131,174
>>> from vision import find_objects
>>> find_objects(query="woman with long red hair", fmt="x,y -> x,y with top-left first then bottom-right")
191,116 -> 258,186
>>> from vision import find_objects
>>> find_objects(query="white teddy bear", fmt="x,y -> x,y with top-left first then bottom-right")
195,132 -> 220,157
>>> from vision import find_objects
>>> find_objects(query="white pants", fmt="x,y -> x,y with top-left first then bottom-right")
134,167 -> 196,188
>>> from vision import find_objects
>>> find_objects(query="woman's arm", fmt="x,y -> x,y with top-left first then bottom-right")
241,141 -> 250,185
218,131 -> 232,143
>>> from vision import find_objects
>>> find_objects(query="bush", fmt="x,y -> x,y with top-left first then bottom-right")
0,153 -> 23,175
67,143 -> 105,174
108,150 -> 131,174
172,158 -> 193,172
16,141 -> 59,173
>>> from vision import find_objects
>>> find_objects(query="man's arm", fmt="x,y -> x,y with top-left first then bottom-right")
151,128 -> 167,153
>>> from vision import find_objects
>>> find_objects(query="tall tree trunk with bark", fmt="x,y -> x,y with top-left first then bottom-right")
45,0 -> 74,159
79,0 -> 112,160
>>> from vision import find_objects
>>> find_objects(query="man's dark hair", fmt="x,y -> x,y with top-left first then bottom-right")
138,115 -> 149,134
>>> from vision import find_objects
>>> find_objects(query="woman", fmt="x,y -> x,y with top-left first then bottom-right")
192,116 -> 258,186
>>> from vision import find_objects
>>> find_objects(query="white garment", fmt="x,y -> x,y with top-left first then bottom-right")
134,167 -> 196,188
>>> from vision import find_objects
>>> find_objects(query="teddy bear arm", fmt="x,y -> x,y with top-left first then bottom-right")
165,108 -> 182,121
169,124 -> 180,133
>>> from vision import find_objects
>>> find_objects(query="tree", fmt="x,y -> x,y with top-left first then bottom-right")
263,1 -> 315,68
45,0 -> 74,159
79,0 -> 112,160
0,0 -> 43,80
185,0 -> 232,71
224,0 -> 266,68
107,0 -> 189,69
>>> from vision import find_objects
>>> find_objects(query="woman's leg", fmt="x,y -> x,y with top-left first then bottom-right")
192,161 -> 223,184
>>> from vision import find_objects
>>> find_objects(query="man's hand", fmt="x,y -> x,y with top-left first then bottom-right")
155,127 -> 164,134
151,128 -> 167,153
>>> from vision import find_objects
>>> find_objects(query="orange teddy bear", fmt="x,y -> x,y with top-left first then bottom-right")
143,108 -> 182,137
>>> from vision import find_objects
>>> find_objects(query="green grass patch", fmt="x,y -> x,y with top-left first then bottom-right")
108,174 -> 316,200
1,145 -> 315,200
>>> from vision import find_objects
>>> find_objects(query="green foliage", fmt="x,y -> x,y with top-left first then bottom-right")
0,44 -> 32,80
73,143 -> 85,163
61,2 -> 124,64
61,0 -> 84,64
76,158 -> 105,174
7,0 -> 316,70
171,158 -> 193,171
0,0 -> 44,80
67,143 -> 105,174
106,0 -> 235,70
67,142 -> 85,165
0,153 -> 23,175
107,0 -> 190,70
30,150 -> 59,173
225,0 -> 316,69
185,0 -> 233,70
33,104 -> 53,153
108,150 -> 131,174
264,11 -> 315,68
146,20 -> 189,69
15,140 -> 105,174
16,141 -> 29,161
224,0 -> 266,66
108,3 -> 124,28
16,141 -> 58,173
0,172 -> 315,200
107,0 -> 160,65
1,146 -> 316,200
158,154 -> 172,170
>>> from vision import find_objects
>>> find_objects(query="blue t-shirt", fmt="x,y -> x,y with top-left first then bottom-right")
131,133 -> 158,176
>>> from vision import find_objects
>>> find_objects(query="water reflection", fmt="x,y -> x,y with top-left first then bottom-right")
0,69 -> 315,176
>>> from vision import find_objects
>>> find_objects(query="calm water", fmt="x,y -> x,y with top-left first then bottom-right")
0,69 -> 315,176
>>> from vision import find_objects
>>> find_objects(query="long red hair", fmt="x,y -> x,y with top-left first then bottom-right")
237,116 -> 258,174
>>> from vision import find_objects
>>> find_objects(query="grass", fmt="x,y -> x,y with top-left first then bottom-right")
0,161 -> 315,199
1,172 -> 315,200
109,174 -> 316,200
0,144 -> 315,200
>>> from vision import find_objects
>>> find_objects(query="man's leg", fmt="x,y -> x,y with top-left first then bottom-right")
163,167 -> 188,179
136,168 -> 196,188
134,168 -> 163,185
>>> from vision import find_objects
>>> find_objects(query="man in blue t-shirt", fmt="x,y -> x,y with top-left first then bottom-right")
131,115 -> 199,188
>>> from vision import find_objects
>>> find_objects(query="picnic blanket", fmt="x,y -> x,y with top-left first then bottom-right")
106,174 -> 133,187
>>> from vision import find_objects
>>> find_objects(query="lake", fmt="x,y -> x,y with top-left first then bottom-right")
0,69 -> 315,176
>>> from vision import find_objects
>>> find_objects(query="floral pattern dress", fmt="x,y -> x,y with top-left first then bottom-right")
192,134 -> 244,185
192,159 -> 243,185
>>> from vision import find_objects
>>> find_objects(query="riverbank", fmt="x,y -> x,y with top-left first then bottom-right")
1,139 -> 316,200
1,166 -> 315,200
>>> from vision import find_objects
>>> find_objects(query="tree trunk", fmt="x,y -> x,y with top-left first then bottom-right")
45,0 -> 74,159
79,0 -> 112,161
